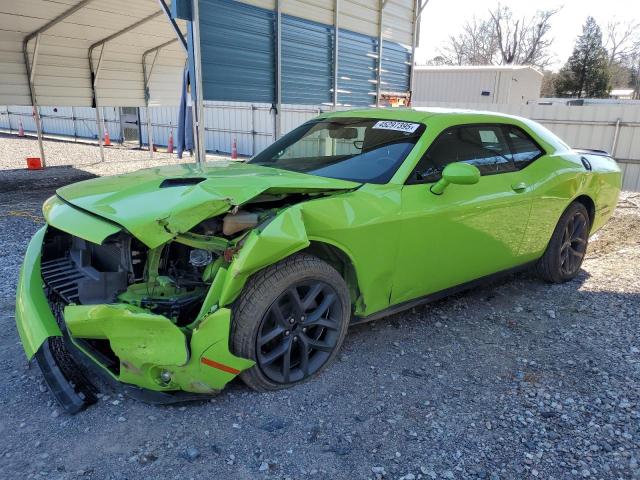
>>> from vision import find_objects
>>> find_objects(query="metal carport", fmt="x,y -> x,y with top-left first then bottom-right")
1,0 -> 430,167
0,0 -> 187,166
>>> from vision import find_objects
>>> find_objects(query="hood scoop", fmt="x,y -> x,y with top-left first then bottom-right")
160,178 -> 206,188
56,162 -> 361,248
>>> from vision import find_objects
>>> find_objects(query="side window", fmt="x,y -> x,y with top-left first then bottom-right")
506,126 -> 544,169
410,125 -> 515,183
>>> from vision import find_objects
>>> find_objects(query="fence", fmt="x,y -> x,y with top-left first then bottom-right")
415,102 -> 640,192
138,102 -> 331,157
0,102 -> 328,158
3,101 -> 640,191
0,106 -> 123,142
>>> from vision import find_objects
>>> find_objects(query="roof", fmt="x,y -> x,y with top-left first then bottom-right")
320,107 -> 526,122
415,65 -> 543,75
1,0 -> 419,108
0,0 -> 187,107
610,89 -> 635,96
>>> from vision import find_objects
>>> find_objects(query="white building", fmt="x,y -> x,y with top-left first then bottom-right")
609,89 -> 635,100
411,65 -> 543,105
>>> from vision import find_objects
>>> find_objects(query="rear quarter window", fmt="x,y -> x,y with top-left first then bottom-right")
506,126 -> 544,169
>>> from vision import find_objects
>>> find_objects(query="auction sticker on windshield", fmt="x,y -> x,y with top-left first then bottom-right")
372,121 -> 420,133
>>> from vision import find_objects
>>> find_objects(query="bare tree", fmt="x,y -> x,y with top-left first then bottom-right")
438,17 -> 497,65
491,6 -> 559,67
603,21 -> 640,97
437,4 -> 559,68
605,20 -> 639,66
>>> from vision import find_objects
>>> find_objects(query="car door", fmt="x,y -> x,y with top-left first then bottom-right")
390,123 -> 534,305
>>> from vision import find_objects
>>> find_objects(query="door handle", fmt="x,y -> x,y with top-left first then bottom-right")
511,182 -> 527,192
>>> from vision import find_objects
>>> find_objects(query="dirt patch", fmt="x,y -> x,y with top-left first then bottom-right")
588,192 -> 640,257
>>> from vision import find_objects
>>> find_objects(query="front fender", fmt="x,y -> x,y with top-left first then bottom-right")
15,226 -> 62,359
218,206 -> 310,306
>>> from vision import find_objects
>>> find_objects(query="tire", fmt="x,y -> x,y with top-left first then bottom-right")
536,202 -> 590,283
231,253 -> 351,391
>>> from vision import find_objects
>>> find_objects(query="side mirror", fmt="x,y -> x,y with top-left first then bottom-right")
430,162 -> 480,195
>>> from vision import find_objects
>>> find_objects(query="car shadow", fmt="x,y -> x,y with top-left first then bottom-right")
0,166 -> 97,195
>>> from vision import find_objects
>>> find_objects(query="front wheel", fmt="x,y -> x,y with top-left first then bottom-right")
536,202 -> 590,283
231,253 -> 350,391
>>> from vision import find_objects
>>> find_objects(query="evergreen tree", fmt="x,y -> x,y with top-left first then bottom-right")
554,17 -> 610,98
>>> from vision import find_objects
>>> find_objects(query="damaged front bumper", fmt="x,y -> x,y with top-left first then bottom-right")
15,227 -> 254,413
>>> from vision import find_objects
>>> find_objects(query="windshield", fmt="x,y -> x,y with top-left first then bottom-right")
248,117 -> 425,184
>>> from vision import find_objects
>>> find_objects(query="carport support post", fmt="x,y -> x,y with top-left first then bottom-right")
88,11 -> 166,162
22,34 -> 47,167
21,0 -> 97,167
142,39 -> 179,157
146,107 -> 154,157
375,0 -> 388,107
333,0 -> 340,109
191,0 -> 207,164
90,53 -> 106,163
275,0 -> 283,139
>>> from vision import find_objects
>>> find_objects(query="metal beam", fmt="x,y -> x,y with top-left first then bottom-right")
142,39 -> 179,157
409,0 -> 430,103
157,0 -> 188,53
191,0 -> 207,164
142,39 -> 179,92
24,0 -> 94,45
333,0 -> 340,109
22,0 -> 96,167
29,34 -> 41,84
93,44 -> 106,87
22,42 -> 46,167
375,0 -> 388,107
89,11 -> 164,71
87,11 -> 164,161
275,0 -> 283,139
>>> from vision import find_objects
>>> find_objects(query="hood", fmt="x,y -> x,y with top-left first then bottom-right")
56,162 -> 360,248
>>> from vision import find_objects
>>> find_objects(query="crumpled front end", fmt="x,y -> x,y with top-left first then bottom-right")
16,172 -> 339,413
16,198 -> 258,413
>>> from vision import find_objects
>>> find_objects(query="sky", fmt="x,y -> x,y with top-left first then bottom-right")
416,0 -> 640,71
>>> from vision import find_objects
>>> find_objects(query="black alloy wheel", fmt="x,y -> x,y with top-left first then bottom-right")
537,201 -> 591,283
257,281 -> 342,384
232,253 -> 350,391
559,210 -> 588,276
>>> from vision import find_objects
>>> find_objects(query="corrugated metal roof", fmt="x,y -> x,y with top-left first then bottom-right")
0,0 -> 187,107
0,0 -> 417,108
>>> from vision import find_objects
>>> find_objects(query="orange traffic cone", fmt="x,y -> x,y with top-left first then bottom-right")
18,120 -> 25,137
231,138 -> 238,159
103,127 -> 111,146
167,130 -> 174,154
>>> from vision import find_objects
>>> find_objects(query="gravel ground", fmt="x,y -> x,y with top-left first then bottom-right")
1,135 -> 639,480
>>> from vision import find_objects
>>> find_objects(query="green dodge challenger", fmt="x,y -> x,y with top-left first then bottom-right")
16,108 -> 621,412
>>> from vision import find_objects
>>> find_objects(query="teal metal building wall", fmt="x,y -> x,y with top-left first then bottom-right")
194,0 -> 411,106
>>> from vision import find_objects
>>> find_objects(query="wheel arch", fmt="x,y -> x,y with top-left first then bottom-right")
302,240 -> 362,311
572,194 -> 595,231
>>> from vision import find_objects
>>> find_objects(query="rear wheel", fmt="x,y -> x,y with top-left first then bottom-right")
537,202 -> 590,283
231,253 -> 350,391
